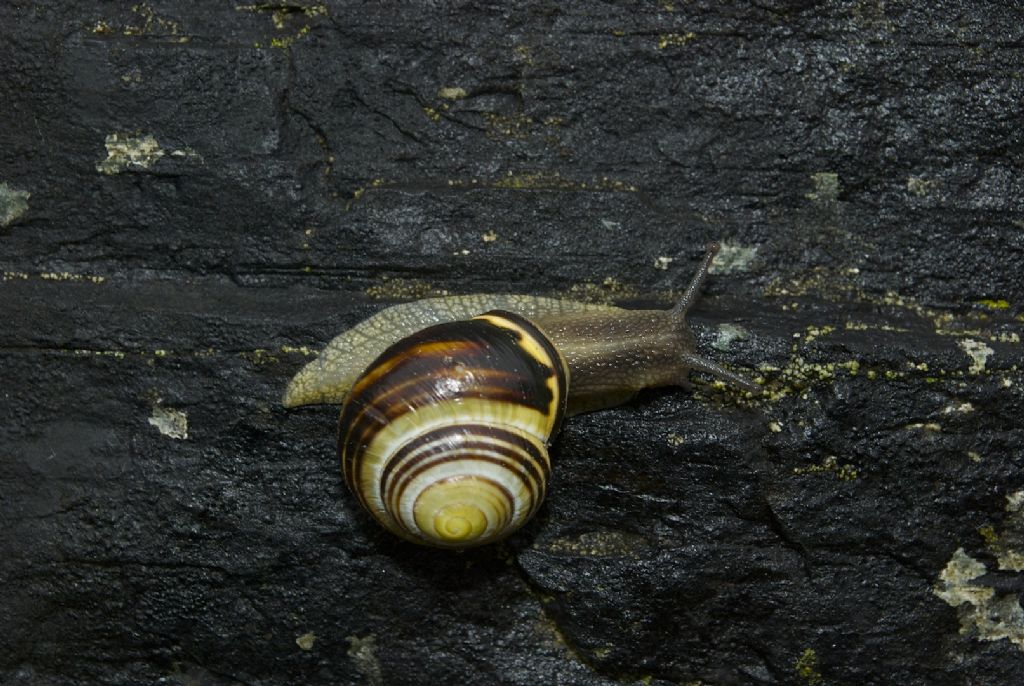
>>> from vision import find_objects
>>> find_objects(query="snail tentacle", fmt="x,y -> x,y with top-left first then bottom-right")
671,241 -> 721,320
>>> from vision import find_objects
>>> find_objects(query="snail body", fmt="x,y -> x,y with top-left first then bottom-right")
285,244 -> 755,548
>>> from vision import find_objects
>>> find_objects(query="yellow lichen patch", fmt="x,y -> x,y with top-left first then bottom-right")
760,356 -> 862,402
802,324 -> 835,345
771,273 -> 1018,344
239,3 -> 327,48
422,105 -> 442,122
73,349 -> 126,360
1,271 -> 30,281
365,277 -> 449,301
0,181 -> 30,227
96,133 -> 165,174
280,345 -> 316,357
793,455 -> 858,481
764,266 -> 861,300
794,648 -> 823,685
481,230 -> 498,243
539,530 -> 648,557
978,298 -> 1010,310
346,178 -> 385,209
666,432 -> 687,446
657,32 -> 696,49
484,112 -> 535,139
92,3 -> 187,41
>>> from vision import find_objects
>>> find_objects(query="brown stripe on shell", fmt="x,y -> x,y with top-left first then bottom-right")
379,424 -> 549,517
380,422 -> 550,496
476,309 -> 569,439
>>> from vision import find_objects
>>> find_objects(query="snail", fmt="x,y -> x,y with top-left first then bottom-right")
284,243 -> 756,548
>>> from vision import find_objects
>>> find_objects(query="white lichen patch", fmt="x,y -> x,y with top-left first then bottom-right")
346,634 -> 383,686
600,219 -> 622,230
708,242 -> 758,274
943,401 -> 975,414
666,432 -> 686,447
959,338 -> 994,374
481,230 -> 498,243
935,548 -> 993,606
295,631 -> 316,651
713,323 -> 750,351
148,405 -> 188,439
0,181 -> 30,227
806,171 -> 840,203
169,146 -> 203,163
653,255 -> 674,270
97,133 -> 165,174
934,548 -> 1024,651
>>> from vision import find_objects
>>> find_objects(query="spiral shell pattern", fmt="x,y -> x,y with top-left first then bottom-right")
338,310 -> 569,548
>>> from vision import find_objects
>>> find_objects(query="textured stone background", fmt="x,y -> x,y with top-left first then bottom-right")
2,2 -> 1023,684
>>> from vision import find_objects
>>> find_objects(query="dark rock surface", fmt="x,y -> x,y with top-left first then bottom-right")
2,2 -> 1023,684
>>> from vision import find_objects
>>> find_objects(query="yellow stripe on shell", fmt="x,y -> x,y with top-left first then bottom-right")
352,398 -> 553,542
413,476 -> 511,546
471,312 -> 567,435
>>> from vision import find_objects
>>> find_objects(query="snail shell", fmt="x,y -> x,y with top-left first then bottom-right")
285,244 -> 756,547
339,310 -> 568,547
